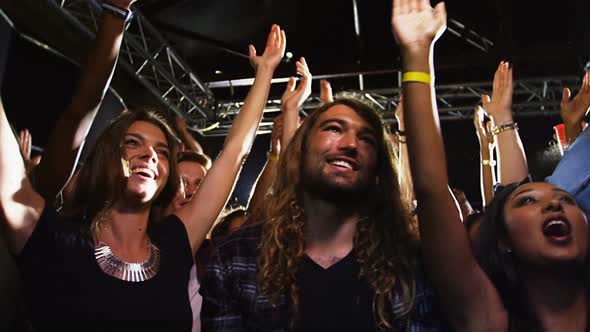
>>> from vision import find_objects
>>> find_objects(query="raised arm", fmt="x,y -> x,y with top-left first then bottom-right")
247,114 -> 282,221
560,69 -> 590,145
473,106 -> 496,206
175,25 -> 286,255
391,0 -> 506,330
174,115 -> 205,154
392,97 -> 415,205
0,100 -> 45,254
280,57 -> 311,152
482,62 -> 528,185
35,0 -> 135,202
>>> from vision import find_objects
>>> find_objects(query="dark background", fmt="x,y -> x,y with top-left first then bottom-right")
1,0 -> 588,209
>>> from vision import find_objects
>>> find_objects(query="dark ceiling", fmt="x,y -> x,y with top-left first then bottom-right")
135,0 -> 589,90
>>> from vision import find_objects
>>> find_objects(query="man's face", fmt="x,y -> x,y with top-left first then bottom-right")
302,105 -> 378,202
163,160 -> 207,215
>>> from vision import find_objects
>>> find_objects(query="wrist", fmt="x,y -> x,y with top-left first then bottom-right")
267,151 -> 279,162
254,65 -> 276,78
490,113 -> 513,126
400,47 -> 433,73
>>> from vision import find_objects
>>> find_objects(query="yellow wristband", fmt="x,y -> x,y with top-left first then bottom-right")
401,72 -> 433,85
267,152 -> 279,162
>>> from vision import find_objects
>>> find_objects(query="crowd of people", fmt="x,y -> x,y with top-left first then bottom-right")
1,0 -> 590,331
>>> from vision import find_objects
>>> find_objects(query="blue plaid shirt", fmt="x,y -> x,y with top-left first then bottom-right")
200,223 -> 443,331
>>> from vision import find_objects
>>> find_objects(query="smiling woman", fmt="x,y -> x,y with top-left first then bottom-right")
0,22 -> 286,332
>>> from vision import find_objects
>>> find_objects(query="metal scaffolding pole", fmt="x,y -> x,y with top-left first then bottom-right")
205,74 -> 580,137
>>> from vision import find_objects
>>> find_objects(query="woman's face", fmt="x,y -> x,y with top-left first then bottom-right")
121,120 -> 170,204
503,182 -> 588,267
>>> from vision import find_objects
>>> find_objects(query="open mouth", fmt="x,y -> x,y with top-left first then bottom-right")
327,158 -> 358,171
131,167 -> 156,179
542,218 -> 571,239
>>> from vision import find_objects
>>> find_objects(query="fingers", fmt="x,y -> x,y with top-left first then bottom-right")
433,1 -> 447,25
320,80 -> 334,103
285,77 -> 296,92
482,94 -> 491,106
266,24 -> 278,48
561,88 -> 571,107
279,28 -> 287,52
248,44 -> 257,59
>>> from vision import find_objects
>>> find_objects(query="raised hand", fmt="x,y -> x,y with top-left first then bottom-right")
473,105 -> 494,148
320,79 -> 334,103
391,0 -> 447,51
281,57 -> 312,112
17,129 -> 42,174
482,61 -> 513,125
560,69 -> 590,141
249,24 -> 286,73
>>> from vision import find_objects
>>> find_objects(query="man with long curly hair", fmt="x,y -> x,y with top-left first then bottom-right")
200,98 -> 442,331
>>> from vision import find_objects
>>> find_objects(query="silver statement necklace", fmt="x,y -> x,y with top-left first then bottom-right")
94,239 -> 160,282
93,212 -> 160,282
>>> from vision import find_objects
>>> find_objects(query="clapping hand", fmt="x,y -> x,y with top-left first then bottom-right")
560,69 -> 590,138
281,57 -> 312,112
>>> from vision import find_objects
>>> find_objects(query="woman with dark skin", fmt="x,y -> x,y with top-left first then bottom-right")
0,24 -> 286,331
392,0 -> 589,331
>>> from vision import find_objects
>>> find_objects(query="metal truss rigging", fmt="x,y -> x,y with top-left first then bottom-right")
57,0 -> 215,129
205,74 -> 580,137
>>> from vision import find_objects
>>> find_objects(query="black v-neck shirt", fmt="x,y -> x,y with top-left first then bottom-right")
297,252 -> 377,332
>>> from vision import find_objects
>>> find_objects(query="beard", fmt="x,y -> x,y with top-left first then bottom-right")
302,165 -> 373,206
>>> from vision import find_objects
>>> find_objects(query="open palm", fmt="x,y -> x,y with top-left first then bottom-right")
391,0 -> 447,49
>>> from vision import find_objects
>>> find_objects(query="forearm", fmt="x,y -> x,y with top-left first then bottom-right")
36,10 -> 128,200
401,47 -> 449,195
493,116 -> 528,184
223,67 -> 274,157
479,145 -> 495,206
179,126 -> 204,154
0,100 -> 44,254
247,157 -> 277,220
281,108 -> 299,156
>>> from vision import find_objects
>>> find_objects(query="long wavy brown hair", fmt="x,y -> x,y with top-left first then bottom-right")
60,109 -> 179,232
258,98 -> 419,329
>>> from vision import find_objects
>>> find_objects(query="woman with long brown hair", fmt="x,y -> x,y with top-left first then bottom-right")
0,24 -> 286,332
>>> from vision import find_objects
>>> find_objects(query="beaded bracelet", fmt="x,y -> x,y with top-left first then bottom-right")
491,122 -> 518,136
481,159 -> 496,167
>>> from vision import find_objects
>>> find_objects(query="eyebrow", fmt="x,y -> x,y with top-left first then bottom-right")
318,118 -> 377,136
512,187 -> 572,198
125,132 -> 169,149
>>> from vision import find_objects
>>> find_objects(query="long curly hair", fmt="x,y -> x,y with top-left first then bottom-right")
258,98 -> 419,329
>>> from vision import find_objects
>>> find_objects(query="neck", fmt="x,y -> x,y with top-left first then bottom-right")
521,267 -> 587,332
97,200 -> 151,257
302,191 -> 360,260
